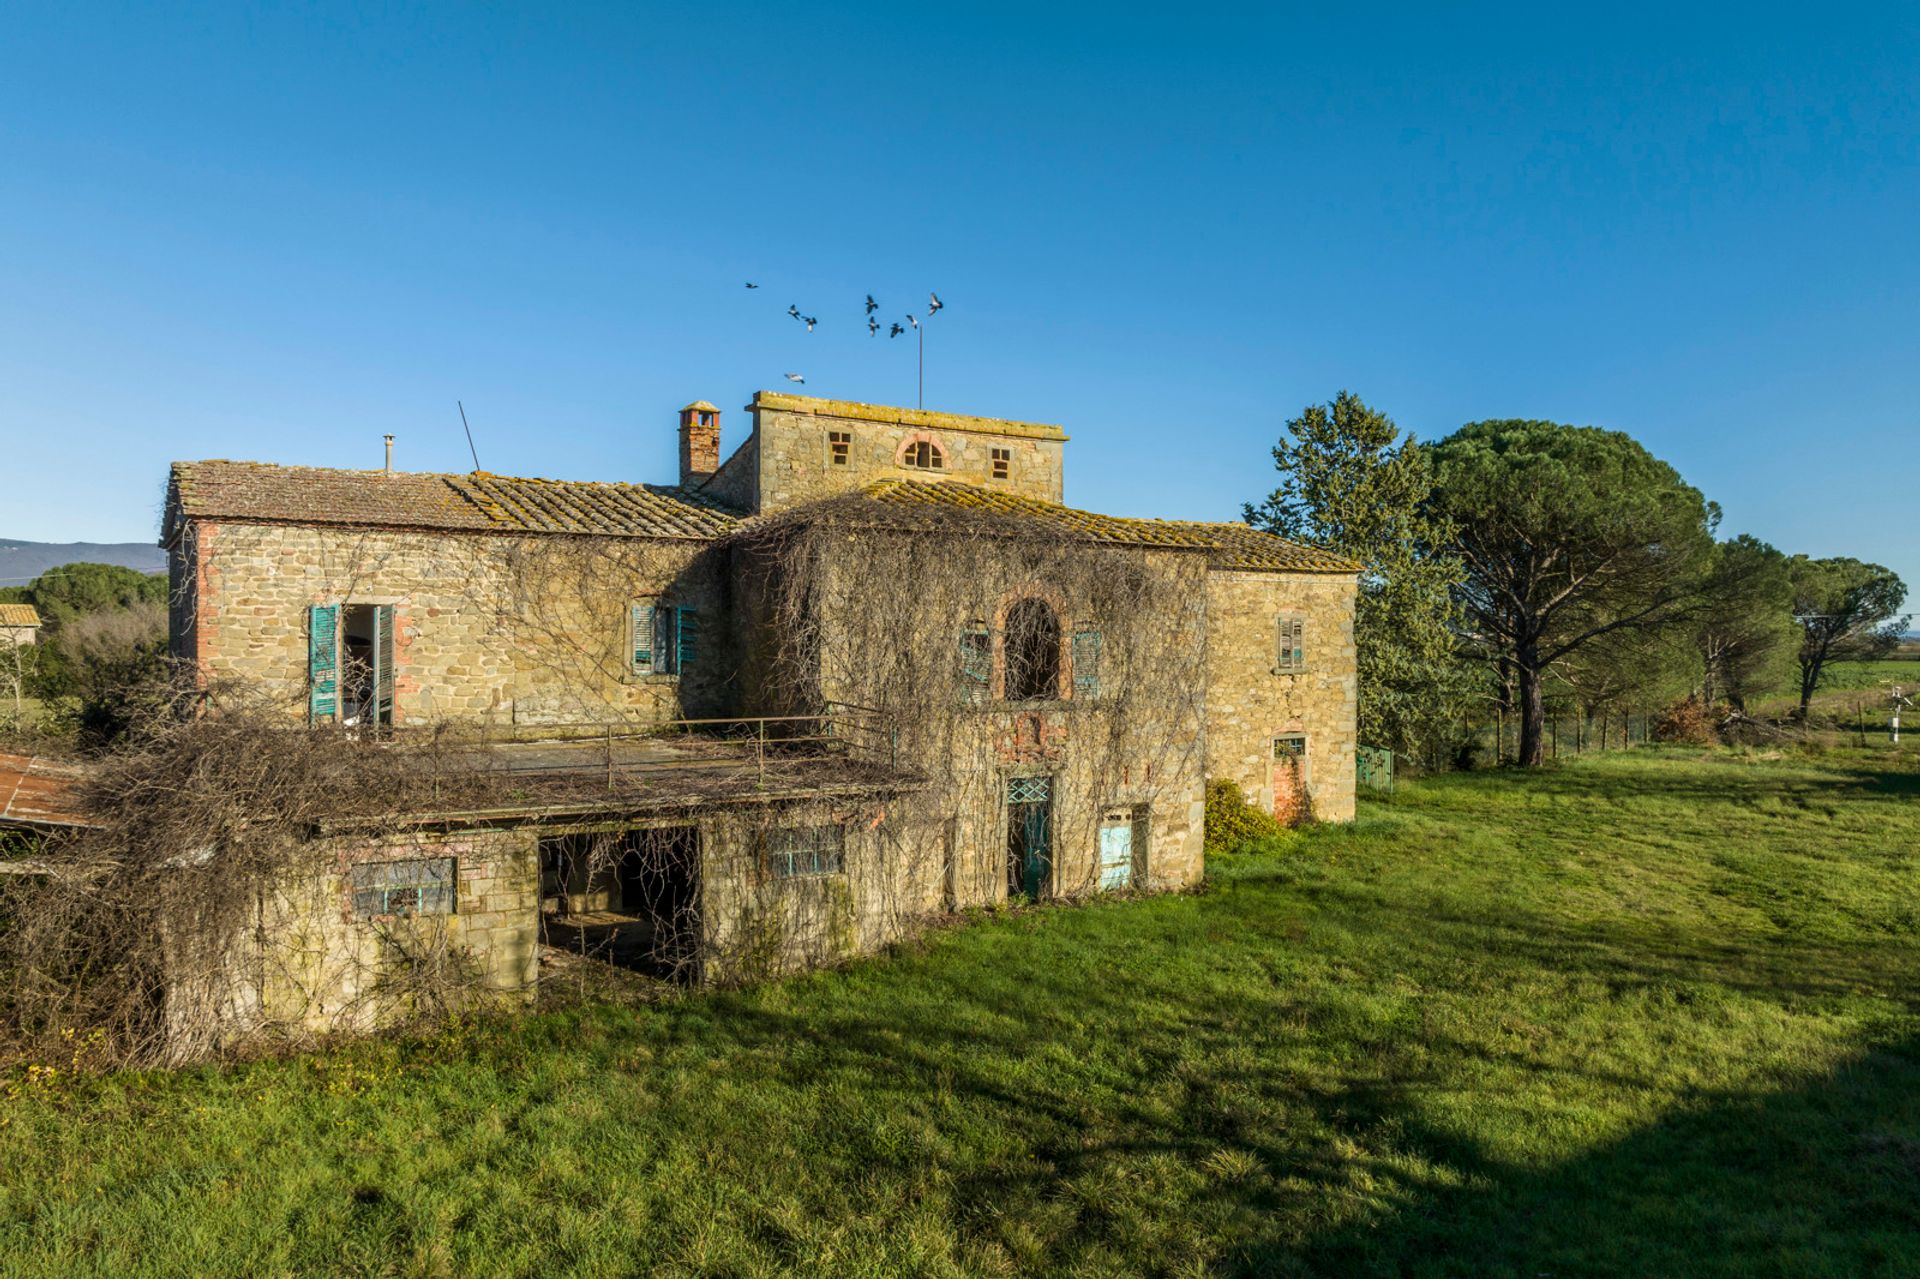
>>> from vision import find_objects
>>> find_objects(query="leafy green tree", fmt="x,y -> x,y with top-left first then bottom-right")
1428,420 -> 1717,766
1787,556 -> 1908,718
1244,390 -> 1467,757
1693,535 -> 1796,712
40,602 -> 171,747
23,562 -> 166,627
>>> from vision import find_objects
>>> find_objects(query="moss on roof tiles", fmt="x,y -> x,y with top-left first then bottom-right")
0,604 -> 42,627
857,480 -> 1361,573
168,461 -> 742,540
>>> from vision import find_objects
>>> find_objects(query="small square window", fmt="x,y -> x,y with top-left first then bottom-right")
828,430 -> 851,466
1273,735 -> 1308,760
990,447 -> 1011,480
351,858 -> 455,917
766,826 -> 845,878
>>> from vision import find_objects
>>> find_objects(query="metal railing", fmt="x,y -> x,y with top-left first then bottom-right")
428,701 -> 899,791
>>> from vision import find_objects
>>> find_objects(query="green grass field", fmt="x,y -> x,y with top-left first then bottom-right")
4,745 -> 1918,1277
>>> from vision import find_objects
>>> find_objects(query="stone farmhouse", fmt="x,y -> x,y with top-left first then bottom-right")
160,391 -> 1358,1035
0,603 -> 42,648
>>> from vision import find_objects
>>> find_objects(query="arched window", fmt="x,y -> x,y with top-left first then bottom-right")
903,439 -> 944,470
1003,598 -> 1061,702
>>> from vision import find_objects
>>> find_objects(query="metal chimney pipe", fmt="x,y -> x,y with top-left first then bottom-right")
383,434 -> 394,473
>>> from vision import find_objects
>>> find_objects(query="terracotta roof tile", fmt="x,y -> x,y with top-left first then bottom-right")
0,604 -> 41,628
169,461 -> 742,540
855,480 -> 1362,573
0,752 -> 93,829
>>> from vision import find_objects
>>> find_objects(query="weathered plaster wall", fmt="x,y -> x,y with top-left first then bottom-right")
1204,569 -> 1358,824
176,522 -> 732,729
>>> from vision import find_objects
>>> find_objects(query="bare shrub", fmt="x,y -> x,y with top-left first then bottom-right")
1653,695 -> 1717,746
0,681 -> 510,1066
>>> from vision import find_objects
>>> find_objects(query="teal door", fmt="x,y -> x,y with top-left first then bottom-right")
1098,813 -> 1133,890
1006,776 -> 1052,899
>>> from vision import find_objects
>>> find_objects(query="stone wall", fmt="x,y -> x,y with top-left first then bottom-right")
176,521 -> 731,729
729,529 -> 1211,959
223,826 -> 539,1037
742,393 -> 1067,514
1203,569 -> 1358,824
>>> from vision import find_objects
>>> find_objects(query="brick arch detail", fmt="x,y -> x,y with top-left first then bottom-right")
992,585 -> 1072,701
894,431 -> 949,471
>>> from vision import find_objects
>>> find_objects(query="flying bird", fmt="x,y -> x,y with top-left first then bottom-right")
907,313 -> 919,329
787,304 -> 801,320
784,373 -> 806,383
868,317 -> 879,336
889,323 -> 904,338
804,315 -> 818,332
927,291 -> 943,314
745,282 -> 758,289
865,294 -> 878,315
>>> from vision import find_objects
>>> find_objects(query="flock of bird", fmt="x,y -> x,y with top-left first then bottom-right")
743,282 -> 943,384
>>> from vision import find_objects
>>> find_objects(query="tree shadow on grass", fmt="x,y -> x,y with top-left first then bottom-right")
1247,1032 -> 1920,1279
633,875 -> 1920,1277
671,945 -> 1920,1278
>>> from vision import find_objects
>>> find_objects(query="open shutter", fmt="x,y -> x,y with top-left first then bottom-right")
1277,616 -> 1305,671
308,604 -> 339,724
374,604 -> 396,726
631,602 -> 655,674
676,606 -> 699,669
1071,628 -> 1103,699
958,627 -> 991,701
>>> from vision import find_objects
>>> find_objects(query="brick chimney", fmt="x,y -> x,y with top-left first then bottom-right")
678,400 -> 721,488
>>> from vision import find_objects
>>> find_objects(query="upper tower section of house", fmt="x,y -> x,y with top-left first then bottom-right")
697,391 -> 1068,515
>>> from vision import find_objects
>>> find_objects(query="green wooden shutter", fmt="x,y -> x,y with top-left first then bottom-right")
308,604 -> 339,723
959,627 -> 991,700
631,602 -> 655,674
374,604 -> 396,726
1071,628 -> 1102,698
676,606 -> 699,669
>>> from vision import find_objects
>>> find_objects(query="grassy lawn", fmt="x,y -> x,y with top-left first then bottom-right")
3,746 -> 1918,1277
1755,657 -> 1919,729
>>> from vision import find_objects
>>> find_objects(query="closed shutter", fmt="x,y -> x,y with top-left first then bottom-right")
1071,628 -> 1103,699
676,606 -> 699,669
308,604 -> 339,724
374,604 -> 396,726
631,602 -> 655,674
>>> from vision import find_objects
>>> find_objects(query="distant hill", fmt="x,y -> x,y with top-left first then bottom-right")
0,538 -> 165,587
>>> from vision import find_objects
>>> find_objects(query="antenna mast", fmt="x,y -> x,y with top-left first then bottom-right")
457,401 -> 482,472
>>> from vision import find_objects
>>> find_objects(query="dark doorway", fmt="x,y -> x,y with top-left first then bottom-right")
340,603 -> 394,730
539,825 -> 701,979
1006,775 -> 1052,899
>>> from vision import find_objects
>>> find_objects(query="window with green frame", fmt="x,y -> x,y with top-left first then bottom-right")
350,858 -> 455,917
630,600 -> 700,676
766,825 -> 846,879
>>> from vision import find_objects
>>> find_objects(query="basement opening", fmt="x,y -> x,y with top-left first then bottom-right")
540,825 -> 701,978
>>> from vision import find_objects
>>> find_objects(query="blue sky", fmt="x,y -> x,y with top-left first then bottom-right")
2,3 -> 1916,598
